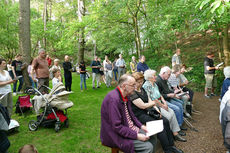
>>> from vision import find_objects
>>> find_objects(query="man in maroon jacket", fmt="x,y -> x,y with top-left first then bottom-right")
100,74 -> 156,153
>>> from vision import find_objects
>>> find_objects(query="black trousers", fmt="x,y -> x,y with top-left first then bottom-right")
138,114 -> 174,153
64,74 -> 72,91
182,86 -> 194,102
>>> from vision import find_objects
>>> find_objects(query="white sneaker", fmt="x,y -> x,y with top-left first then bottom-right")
13,92 -> 17,96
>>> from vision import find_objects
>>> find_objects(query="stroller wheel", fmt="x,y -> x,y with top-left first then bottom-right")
64,119 -> 69,128
55,122 -> 61,132
28,120 -> 38,131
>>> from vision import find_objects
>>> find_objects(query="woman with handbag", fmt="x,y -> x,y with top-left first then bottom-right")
130,72 -> 184,153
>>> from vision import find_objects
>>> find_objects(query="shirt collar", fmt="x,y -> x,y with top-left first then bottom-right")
116,86 -> 128,102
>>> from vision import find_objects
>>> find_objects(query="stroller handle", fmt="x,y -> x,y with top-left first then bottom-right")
0,92 -> 12,101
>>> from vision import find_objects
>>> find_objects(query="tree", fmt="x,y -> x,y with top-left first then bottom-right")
19,0 -> 31,88
77,0 -> 85,63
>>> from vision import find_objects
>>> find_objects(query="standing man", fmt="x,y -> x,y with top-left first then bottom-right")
204,51 -> 218,98
12,54 -> 25,95
63,55 -> 73,91
32,49 -> 49,94
100,74 -> 156,153
137,55 -> 149,73
116,54 -> 126,81
172,49 -> 182,67
91,56 -> 101,89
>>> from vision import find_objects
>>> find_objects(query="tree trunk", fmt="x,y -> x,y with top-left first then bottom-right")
133,16 -> 141,58
19,0 -> 31,89
77,0 -> 85,64
43,0 -> 48,49
223,24 -> 229,66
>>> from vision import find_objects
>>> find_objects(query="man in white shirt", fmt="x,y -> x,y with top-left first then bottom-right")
116,54 -> 126,81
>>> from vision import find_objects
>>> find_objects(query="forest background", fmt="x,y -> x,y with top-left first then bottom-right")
0,0 -> 230,90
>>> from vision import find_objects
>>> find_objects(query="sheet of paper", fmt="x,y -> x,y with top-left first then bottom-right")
146,120 -> 163,137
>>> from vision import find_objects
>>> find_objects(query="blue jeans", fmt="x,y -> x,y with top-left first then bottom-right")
113,69 -> 118,81
80,74 -> 87,90
13,76 -> 24,92
29,76 -> 37,88
167,98 -> 184,126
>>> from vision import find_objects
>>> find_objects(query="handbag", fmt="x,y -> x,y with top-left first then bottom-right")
146,107 -> 161,120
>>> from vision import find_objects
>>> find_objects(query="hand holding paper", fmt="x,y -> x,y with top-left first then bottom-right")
146,120 -> 164,137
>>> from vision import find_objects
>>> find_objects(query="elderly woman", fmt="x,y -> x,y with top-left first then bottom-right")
130,72 -> 184,153
0,58 -> 16,117
142,70 -> 186,142
168,65 -> 191,118
221,66 -> 230,100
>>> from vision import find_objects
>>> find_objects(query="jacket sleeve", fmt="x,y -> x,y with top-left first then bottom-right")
155,81 -> 168,100
225,106 -> 230,146
108,97 -> 138,140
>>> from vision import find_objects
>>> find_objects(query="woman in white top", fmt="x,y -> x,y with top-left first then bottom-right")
49,59 -> 61,79
0,58 -> 16,117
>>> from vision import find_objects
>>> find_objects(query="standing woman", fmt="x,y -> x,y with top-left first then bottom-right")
113,58 -> 118,82
79,61 -> 87,91
104,59 -> 113,87
130,56 -> 137,73
7,60 -> 13,79
63,55 -> 73,91
0,58 -> 16,117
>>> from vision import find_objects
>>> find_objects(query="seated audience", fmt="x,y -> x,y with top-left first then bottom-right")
168,65 -> 191,118
221,66 -> 230,100
0,58 -> 16,117
130,72 -> 184,153
155,66 -> 185,130
100,74 -> 157,153
142,70 -> 186,142
18,144 -> 38,153
179,64 -> 194,104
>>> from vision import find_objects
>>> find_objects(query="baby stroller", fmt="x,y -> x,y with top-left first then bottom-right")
27,83 -> 73,132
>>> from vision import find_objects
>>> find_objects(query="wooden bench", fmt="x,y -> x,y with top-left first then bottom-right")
102,144 -> 123,153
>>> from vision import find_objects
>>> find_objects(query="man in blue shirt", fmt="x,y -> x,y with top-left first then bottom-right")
137,55 -> 149,73
116,54 -> 126,81
91,56 -> 101,89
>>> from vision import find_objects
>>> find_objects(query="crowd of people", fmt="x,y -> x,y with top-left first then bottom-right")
1,47 -> 230,152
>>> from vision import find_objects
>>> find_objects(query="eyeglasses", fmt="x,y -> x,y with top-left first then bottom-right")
125,83 -> 136,88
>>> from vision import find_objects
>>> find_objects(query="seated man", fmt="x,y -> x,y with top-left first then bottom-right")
156,66 -> 185,130
100,74 -> 157,153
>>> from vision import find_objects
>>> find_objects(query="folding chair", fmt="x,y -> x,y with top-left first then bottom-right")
15,95 -> 32,115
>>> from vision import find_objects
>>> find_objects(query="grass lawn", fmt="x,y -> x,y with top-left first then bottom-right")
8,72 -> 113,153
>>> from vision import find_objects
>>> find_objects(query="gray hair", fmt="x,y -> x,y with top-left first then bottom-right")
144,69 -> 156,80
159,66 -> 171,75
224,66 -> 230,78
38,48 -> 45,54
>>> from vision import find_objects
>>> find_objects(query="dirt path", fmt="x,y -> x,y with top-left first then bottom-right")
175,92 -> 227,153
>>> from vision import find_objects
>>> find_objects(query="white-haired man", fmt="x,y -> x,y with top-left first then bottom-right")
155,66 -> 186,130
101,74 -> 156,153
32,48 -> 49,94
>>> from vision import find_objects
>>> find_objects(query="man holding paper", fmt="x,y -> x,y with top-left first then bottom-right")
100,74 -> 156,153
204,51 -> 219,98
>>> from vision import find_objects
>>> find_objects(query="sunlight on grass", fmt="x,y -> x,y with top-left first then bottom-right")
8,72 -> 112,153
